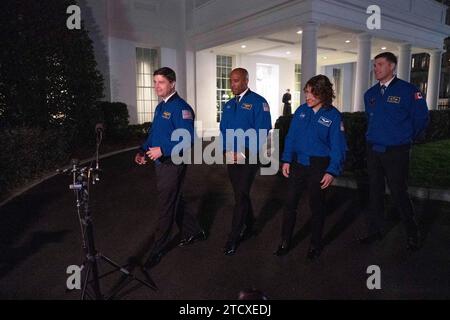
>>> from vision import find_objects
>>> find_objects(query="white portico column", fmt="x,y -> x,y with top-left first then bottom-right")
426,50 -> 443,110
300,22 -> 318,103
353,33 -> 372,112
397,43 -> 412,82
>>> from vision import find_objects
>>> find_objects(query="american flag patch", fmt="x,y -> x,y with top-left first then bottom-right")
182,110 -> 193,120
415,92 -> 423,100
263,103 -> 270,112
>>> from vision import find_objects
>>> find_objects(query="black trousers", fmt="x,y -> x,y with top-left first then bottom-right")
150,162 -> 201,255
227,164 -> 259,243
365,145 -> 418,237
281,158 -> 329,248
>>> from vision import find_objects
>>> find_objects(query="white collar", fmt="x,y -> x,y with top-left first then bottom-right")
236,88 -> 249,102
380,76 -> 395,88
163,91 -> 177,103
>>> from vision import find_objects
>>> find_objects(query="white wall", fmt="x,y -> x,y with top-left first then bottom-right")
83,0 -> 187,124
322,62 -> 355,112
239,55 -> 296,124
109,37 -> 138,123
185,50 -> 197,108
195,50 -> 217,136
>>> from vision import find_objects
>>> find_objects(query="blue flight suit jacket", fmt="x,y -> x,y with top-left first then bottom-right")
364,77 -> 429,152
140,92 -> 195,160
219,89 -> 272,156
282,103 -> 347,177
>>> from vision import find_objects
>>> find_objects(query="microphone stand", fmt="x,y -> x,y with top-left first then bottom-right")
63,125 -> 157,300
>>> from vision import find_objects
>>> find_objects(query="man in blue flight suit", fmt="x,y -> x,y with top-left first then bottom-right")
220,68 -> 272,256
135,67 -> 205,269
274,75 -> 347,260
358,52 -> 429,251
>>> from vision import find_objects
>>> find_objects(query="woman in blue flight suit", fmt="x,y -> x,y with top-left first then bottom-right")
274,75 -> 347,260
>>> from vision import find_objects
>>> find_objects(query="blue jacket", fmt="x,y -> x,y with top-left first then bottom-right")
219,89 -> 272,155
141,92 -> 195,158
364,77 -> 429,152
282,104 -> 347,177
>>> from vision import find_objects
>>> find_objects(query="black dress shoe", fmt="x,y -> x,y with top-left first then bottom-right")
357,232 -> 382,244
406,235 -> 420,251
273,240 -> 290,256
306,246 -> 322,260
178,230 -> 207,247
143,252 -> 162,270
223,241 -> 237,256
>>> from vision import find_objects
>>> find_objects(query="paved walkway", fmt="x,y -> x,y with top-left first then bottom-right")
1,150 -> 449,299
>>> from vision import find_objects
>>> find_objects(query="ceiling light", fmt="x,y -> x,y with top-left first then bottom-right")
297,30 -> 303,34
286,51 -> 291,55
381,46 -> 387,50
241,45 -> 247,49
345,40 -> 351,43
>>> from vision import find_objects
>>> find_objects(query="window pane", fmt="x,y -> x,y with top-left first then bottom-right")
216,55 -> 233,122
136,48 -> 158,124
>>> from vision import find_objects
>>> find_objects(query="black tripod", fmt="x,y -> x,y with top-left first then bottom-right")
65,125 -> 156,300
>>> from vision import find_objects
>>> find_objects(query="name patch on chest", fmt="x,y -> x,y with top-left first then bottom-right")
318,116 -> 332,127
299,113 -> 306,118
162,111 -> 171,120
387,96 -> 401,104
242,103 -> 253,110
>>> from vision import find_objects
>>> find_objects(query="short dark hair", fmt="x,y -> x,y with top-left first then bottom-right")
304,74 -> 335,106
231,68 -> 249,80
374,52 -> 398,65
153,67 -> 176,82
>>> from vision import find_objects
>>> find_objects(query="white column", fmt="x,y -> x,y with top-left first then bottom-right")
397,43 -> 412,82
353,33 -> 372,112
426,50 -> 443,110
300,22 -> 318,103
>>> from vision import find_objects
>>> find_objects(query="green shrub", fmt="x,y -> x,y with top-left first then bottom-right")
97,102 -> 130,141
0,127 -> 71,198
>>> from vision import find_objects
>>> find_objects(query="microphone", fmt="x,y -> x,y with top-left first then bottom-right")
95,123 -> 104,144
94,124 -> 103,182
95,123 -> 104,133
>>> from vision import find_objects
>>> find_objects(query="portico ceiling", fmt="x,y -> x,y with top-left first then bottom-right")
211,25 -> 429,66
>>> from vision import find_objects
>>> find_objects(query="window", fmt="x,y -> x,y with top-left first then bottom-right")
293,64 -> 302,108
136,48 -> 159,124
332,68 -> 342,108
421,55 -> 429,69
216,55 -> 233,122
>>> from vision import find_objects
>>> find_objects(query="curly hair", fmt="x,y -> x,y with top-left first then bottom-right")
303,75 -> 335,106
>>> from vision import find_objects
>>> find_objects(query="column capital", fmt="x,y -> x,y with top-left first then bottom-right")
302,21 -> 319,31
398,43 -> 412,50
428,49 -> 444,56
357,33 -> 372,42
